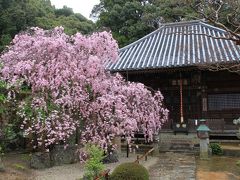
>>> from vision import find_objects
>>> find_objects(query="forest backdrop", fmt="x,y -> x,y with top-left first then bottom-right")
0,0 -> 95,51
1,0 -> 239,51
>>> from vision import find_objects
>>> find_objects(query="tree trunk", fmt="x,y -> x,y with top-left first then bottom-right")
112,136 -> 121,154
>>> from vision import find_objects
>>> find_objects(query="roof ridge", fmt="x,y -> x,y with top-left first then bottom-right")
120,26 -> 164,51
161,19 -> 202,26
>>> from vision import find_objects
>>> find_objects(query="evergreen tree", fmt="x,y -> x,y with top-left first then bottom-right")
0,0 -> 95,51
91,0 -> 197,47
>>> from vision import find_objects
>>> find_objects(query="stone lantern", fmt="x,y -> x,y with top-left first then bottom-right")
233,117 -> 240,139
197,119 -> 211,159
197,119 -> 210,139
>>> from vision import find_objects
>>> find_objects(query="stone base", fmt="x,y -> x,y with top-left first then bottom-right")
200,151 -> 210,160
102,151 -> 118,164
30,145 -> 79,169
50,145 -> 78,166
199,139 -> 210,160
30,152 -> 52,169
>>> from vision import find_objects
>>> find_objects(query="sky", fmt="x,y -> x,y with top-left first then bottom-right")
50,0 -> 100,19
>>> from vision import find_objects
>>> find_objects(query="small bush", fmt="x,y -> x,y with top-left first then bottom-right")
210,143 -> 223,155
236,160 -> 240,167
110,162 -> 149,180
83,144 -> 105,180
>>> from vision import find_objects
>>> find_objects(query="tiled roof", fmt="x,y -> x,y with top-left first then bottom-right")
108,20 -> 240,72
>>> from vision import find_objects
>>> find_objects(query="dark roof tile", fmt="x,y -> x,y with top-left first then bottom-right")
108,20 -> 240,71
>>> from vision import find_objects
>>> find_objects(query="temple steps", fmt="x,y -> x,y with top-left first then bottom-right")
170,140 -> 194,150
158,132 -> 199,154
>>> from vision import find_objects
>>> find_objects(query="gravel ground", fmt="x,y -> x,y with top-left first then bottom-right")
33,153 -> 159,180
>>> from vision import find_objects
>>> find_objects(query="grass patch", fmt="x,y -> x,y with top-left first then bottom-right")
12,163 -> 26,171
20,154 -> 31,161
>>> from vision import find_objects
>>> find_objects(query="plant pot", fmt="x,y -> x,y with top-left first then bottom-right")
102,151 -> 119,164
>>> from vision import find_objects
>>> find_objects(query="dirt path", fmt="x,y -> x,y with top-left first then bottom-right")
149,152 -> 196,180
33,153 -> 158,180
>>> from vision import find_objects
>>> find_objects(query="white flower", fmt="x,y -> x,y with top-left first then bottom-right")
233,118 -> 240,125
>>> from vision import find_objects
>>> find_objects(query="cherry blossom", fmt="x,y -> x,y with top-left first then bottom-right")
0,27 -> 168,152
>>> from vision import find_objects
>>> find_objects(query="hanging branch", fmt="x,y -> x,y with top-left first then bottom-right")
191,0 -> 240,45
189,1 -> 240,73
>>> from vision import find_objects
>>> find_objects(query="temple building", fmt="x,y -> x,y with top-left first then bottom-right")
108,20 -> 240,138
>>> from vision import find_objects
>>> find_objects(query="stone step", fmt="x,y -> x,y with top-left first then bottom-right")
170,146 -> 194,151
170,139 -> 193,143
160,147 -> 199,155
170,143 -> 193,148
166,139 -> 195,154
170,139 -> 194,148
210,139 -> 240,143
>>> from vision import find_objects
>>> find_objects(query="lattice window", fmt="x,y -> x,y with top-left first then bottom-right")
208,93 -> 240,110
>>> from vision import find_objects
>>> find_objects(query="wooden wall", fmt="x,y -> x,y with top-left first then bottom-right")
120,68 -> 240,132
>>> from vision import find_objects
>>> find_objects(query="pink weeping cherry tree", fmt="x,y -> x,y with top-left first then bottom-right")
0,27 -> 168,152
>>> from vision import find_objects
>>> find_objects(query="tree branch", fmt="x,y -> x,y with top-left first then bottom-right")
191,0 -> 240,45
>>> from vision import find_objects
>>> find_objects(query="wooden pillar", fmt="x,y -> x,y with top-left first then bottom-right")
201,89 -> 207,118
200,71 -> 207,118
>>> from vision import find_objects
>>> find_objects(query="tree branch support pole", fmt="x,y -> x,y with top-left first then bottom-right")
180,77 -> 184,124
127,143 -> 129,158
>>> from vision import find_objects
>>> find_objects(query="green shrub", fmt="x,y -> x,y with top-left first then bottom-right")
83,144 -> 105,180
110,162 -> 149,180
236,160 -> 240,167
210,143 -> 223,155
